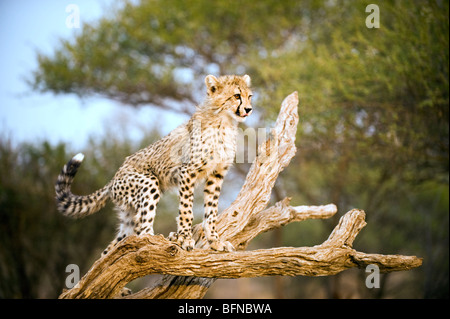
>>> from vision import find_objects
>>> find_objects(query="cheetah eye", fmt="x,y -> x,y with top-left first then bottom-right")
248,95 -> 253,100
234,94 -> 241,100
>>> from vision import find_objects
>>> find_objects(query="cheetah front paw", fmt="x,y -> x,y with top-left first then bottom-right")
209,240 -> 235,252
168,232 -> 195,251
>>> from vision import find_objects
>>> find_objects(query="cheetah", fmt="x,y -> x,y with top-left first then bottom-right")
55,74 -> 253,255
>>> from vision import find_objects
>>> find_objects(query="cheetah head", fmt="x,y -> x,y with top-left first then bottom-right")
205,74 -> 253,122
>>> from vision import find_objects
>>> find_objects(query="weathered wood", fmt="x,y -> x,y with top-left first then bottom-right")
59,209 -> 422,299
59,92 -> 422,299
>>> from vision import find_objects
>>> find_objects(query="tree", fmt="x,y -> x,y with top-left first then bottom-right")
59,93 -> 421,299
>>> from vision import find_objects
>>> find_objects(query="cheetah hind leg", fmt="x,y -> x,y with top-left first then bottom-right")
101,208 -> 136,257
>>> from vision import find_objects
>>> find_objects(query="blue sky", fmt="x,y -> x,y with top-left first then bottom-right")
0,0 -> 185,150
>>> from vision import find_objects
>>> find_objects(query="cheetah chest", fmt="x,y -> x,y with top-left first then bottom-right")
205,125 -> 237,167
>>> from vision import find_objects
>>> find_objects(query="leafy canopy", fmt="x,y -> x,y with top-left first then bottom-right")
31,0 -> 448,183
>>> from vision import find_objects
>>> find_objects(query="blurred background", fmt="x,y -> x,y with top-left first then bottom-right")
0,0 -> 448,298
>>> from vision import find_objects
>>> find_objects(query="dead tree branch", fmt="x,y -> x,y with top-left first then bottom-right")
59,92 -> 422,299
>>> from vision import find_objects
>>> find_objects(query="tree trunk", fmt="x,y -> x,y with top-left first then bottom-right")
59,92 -> 422,299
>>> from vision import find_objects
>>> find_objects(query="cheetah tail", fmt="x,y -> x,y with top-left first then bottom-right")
55,153 -> 110,219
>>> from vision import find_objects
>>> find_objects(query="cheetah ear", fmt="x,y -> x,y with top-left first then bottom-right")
242,74 -> 251,87
205,75 -> 218,94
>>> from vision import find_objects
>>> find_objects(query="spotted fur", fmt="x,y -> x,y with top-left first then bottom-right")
55,74 -> 253,255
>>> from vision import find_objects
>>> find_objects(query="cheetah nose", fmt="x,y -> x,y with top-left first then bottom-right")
244,107 -> 252,114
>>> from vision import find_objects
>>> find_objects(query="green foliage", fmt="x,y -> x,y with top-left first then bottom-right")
21,0 -> 450,298
30,0 -> 448,180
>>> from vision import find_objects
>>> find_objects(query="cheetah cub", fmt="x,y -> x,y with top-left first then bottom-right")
56,74 -> 253,254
